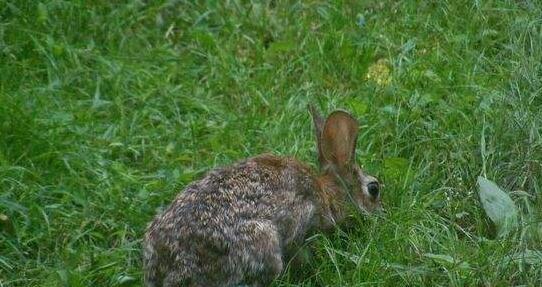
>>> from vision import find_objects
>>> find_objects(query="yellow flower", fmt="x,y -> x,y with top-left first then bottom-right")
366,59 -> 392,86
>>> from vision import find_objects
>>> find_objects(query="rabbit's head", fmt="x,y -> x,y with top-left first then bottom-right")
310,106 -> 382,222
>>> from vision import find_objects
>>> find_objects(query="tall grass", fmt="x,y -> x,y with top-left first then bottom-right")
1,0 -> 541,286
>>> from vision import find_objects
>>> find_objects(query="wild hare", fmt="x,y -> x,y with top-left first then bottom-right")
143,106 -> 382,287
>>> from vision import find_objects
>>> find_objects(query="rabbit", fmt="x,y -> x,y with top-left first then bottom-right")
143,106 -> 382,287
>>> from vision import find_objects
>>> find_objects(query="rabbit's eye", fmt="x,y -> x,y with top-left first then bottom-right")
367,182 -> 379,198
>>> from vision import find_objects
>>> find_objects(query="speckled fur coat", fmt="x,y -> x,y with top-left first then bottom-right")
143,107 -> 382,287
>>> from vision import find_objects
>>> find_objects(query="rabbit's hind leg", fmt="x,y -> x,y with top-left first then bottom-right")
163,272 -> 192,287
235,220 -> 284,286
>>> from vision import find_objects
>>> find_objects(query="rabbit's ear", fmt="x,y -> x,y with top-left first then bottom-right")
309,105 -> 327,168
321,111 -> 359,175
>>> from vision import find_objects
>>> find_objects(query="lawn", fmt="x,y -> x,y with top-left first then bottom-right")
1,0 -> 542,286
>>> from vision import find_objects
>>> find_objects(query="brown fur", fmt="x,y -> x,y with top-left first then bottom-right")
143,107 -> 381,286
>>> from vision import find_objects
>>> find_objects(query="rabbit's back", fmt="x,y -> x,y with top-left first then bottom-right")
143,154 -> 317,287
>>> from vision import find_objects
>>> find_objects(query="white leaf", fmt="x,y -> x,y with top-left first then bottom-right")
477,176 -> 519,237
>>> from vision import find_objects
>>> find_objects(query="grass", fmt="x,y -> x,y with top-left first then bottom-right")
1,0 -> 542,286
